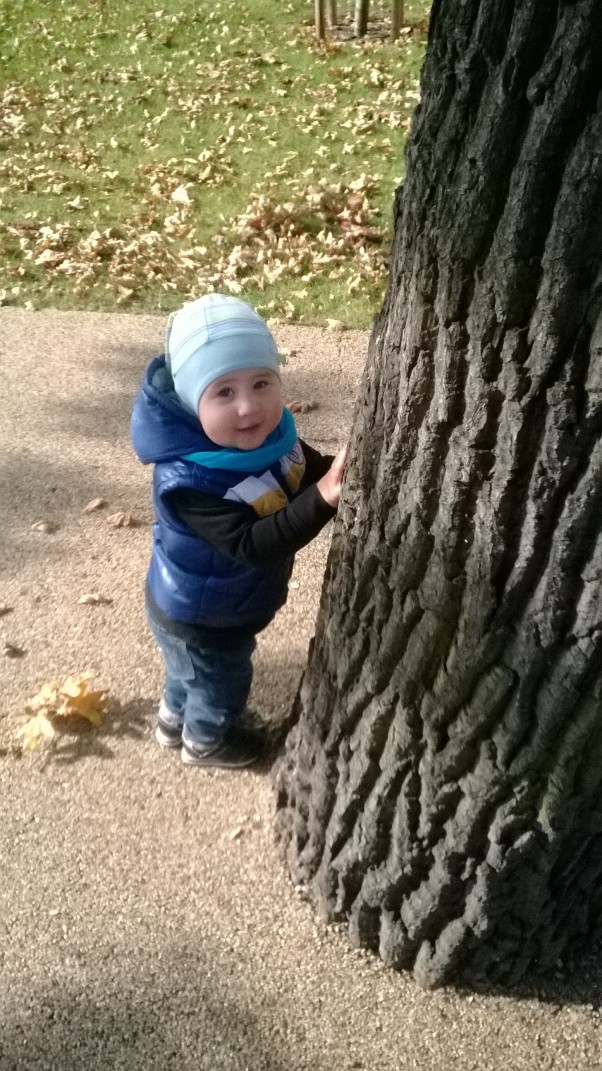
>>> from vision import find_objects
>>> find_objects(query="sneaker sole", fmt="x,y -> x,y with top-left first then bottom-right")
181,747 -> 260,769
155,725 -> 183,749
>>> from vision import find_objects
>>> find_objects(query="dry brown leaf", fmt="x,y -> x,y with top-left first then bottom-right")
35,248 -> 65,267
18,675 -> 108,750
107,511 -> 139,528
171,184 -> 192,205
287,400 -> 319,414
30,520 -> 59,534
18,711 -> 56,750
3,641 -> 25,658
0,605 -> 14,617
82,497 -> 106,513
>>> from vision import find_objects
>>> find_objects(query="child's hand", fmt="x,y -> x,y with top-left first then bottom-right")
317,446 -> 348,508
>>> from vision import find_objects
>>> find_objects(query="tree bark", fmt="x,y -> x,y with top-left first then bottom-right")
390,0 -> 404,42
315,0 -> 326,40
275,0 -> 602,989
354,0 -> 370,38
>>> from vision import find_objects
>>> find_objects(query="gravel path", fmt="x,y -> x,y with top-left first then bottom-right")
0,310 -> 600,1071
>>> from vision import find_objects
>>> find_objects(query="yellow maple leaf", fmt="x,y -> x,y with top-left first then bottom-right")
59,675 -> 93,698
56,676 -> 107,724
18,675 -> 108,749
27,680 -> 62,710
17,711 -> 56,751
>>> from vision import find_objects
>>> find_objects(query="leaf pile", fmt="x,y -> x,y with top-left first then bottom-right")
18,676 -> 108,751
9,174 -> 387,312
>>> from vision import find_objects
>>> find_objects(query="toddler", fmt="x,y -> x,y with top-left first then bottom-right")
131,293 -> 346,768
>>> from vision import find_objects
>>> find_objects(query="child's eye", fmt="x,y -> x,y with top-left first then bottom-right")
254,379 -> 269,389
217,387 -> 233,398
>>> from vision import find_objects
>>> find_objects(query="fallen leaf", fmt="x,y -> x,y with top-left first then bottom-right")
107,511 -> 139,528
287,400 -> 318,414
78,593 -> 113,605
30,520 -> 59,534
171,184 -> 192,205
58,676 -> 106,724
35,247 -> 65,267
18,711 -> 56,751
82,497 -> 106,512
3,641 -> 25,658
18,675 -> 108,750
0,605 -> 13,617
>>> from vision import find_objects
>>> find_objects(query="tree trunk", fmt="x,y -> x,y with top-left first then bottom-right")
327,0 -> 338,28
390,0 -> 403,42
275,0 -> 602,989
354,0 -> 370,37
315,0 -> 326,40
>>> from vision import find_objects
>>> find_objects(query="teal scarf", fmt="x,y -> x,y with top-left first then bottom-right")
182,407 -> 298,472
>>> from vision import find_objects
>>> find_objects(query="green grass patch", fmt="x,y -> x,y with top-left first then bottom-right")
0,0 -> 429,326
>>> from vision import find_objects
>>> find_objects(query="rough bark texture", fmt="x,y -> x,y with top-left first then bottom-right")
390,1 -> 404,43
355,0 -> 370,37
315,0 -> 327,39
275,0 -> 602,988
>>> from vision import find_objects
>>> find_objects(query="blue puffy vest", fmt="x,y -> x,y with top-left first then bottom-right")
148,453 -> 303,628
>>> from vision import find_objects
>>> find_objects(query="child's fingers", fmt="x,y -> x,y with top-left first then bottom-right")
331,445 -> 347,467
333,445 -> 348,479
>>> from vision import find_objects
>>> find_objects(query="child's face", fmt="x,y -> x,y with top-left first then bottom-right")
198,367 -> 284,450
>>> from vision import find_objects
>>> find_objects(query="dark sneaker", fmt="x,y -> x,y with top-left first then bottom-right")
155,701 -> 183,748
181,725 -> 264,768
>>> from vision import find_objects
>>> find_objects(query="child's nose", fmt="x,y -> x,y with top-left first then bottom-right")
237,392 -> 258,415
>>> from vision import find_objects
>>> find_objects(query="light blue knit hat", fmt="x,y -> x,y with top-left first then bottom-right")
166,293 -> 281,415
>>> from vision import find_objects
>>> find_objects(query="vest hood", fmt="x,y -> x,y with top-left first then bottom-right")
131,355 -> 216,465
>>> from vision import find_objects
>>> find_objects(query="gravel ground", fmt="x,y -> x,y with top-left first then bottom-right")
0,309 -> 600,1071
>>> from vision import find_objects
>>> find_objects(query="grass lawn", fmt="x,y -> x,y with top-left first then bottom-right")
0,0 -> 429,327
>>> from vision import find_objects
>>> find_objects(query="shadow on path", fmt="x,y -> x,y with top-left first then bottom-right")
0,942 -> 303,1071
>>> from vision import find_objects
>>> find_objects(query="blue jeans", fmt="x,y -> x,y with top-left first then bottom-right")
149,619 -> 256,746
